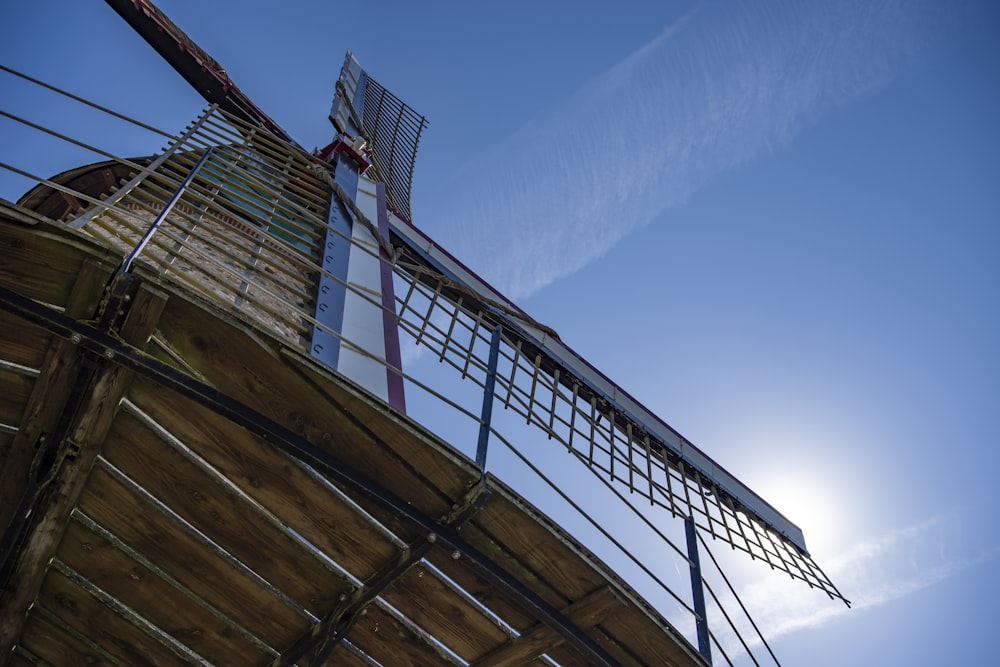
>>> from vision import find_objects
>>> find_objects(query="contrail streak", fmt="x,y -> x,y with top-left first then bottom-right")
425,0 -> 958,300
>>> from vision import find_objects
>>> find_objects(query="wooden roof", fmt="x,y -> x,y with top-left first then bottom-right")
0,201 -> 705,666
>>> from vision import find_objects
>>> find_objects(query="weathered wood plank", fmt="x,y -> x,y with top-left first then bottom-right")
76,464 -> 305,648
152,294 -> 471,518
0,217 -> 116,308
101,410 -> 350,616
598,606 -> 701,667
317,642 -> 384,667
471,586 -> 625,667
0,309 -> 50,369
382,563 -> 510,662
339,603 -> 449,667
19,612 -> 117,667
284,348 -> 479,501
126,376 -> 401,583
0,369 -> 33,428
35,567 -> 188,666
424,551 -> 539,637
469,488 -> 607,604
56,516 -> 269,666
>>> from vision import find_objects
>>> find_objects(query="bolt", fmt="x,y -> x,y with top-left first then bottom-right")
451,550 -> 461,560
70,333 -> 81,344
426,532 -> 436,543
104,350 -> 115,359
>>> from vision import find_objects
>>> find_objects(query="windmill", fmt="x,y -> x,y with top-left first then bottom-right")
0,1 -> 847,664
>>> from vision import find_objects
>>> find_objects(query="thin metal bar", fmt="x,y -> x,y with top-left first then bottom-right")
567,382 -> 579,453
685,516 -> 712,664
461,313 -> 483,380
607,408 -> 617,482
697,530 -> 780,666
439,296 -> 462,362
504,339 -> 522,409
69,106 -> 217,229
120,146 -> 215,275
0,64 -> 173,138
644,434 -> 654,504
526,353 -> 542,425
547,368 -> 560,440
476,325 -> 503,472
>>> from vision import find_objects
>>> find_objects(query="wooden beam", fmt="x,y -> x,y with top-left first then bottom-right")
472,586 -> 626,667
0,283 -> 167,665
0,260 -> 110,534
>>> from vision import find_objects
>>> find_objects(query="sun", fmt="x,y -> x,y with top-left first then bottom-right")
754,466 -> 846,558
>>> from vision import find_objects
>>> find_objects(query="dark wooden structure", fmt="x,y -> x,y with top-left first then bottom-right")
0,199 -> 705,665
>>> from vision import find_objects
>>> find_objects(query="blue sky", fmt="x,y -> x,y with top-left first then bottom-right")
3,1 -> 999,664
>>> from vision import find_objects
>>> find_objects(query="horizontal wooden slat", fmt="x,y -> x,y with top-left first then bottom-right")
339,603 -> 451,667
149,292 -> 472,516
472,586 -> 625,667
382,563 -> 511,662
76,464 -> 305,649
0,217 -> 115,308
0,309 -> 50,369
19,611 -> 117,667
126,376 -> 402,583
56,516 -> 270,665
36,568 -> 188,666
101,410 -> 349,617
0,368 -> 33,426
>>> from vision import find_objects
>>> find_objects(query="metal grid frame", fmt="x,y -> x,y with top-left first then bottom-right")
391,257 -> 844,602
357,74 -> 427,223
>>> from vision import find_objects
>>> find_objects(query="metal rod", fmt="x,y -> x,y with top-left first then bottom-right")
686,515 -> 712,664
476,325 -> 503,472
121,146 -> 215,275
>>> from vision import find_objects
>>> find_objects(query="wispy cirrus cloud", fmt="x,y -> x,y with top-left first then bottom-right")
714,511 -> 1000,655
429,0 -> 959,300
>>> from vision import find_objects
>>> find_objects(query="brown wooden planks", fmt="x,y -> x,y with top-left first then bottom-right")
0,309 -> 50,369
35,567 -> 188,666
341,603 -> 450,667
471,586 -> 626,667
125,376 -> 402,584
0,369 -> 32,427
424,550 -> 539,638
598,606 -> 701,667
470,490 -> 608,606
76,464 -> 306,649
0,217 -> 116,308
18,611 -> 117,666
151,293 -> 471,517
382,562 -> 511,662
57,515 -> 270,666
101,410 -> 349,617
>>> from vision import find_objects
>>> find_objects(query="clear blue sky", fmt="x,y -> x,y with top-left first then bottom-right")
2,1 -> 998,664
